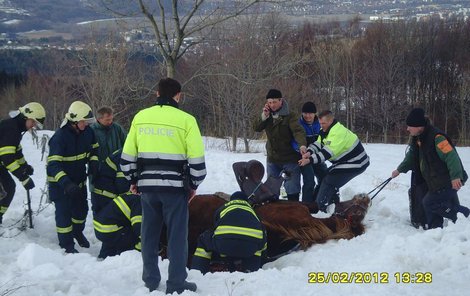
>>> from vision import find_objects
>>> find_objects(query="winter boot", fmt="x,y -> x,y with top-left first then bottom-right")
166,281 -> 197,294
65,247 -> 79,254
74,232 -> 90,248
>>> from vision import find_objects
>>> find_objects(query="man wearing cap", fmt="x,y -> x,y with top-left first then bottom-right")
391,108 -> 469,229
0,102 -> 45,224
190,191 -> 267,274
293,102 -> 328,203
253,89 -> 307,201
47,101 -> 99,253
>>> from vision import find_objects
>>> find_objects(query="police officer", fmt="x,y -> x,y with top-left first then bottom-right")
47,101 -> 98,253
121,78 -> 206,294
91,149 -> 130,215
93,193 -> 141,259
191,191 -> 267,274
0,102 -> 45,224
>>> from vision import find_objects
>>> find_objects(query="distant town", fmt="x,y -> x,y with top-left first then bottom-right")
1,0 -> 469,51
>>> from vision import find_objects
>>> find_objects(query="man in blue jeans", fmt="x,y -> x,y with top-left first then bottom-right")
294,102 -> 328,203
121,78 -> 206,294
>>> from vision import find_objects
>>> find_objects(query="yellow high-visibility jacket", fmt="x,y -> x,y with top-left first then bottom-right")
121,103 -> 206,192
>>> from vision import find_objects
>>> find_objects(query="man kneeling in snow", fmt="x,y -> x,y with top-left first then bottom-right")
191,191 -> 267,274
93,193 -> 142,259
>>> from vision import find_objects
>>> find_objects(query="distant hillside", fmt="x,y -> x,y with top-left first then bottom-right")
0,0 -> 108,33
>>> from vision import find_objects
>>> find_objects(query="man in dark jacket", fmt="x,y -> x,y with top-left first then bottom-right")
391,108 -> 469,229
93,193 -> 141,259
47,101 -> 99,253
0,102 -> 45,224
253,89 -> 307,201
190,191 -> 267,274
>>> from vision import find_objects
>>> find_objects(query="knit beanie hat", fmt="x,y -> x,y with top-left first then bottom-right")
301,102 -> 317,113
406,108 -> 426,127
230,191 -> 248,201
266,89 -> 282,99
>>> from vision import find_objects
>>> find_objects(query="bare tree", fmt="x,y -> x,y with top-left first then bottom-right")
100,0 -> 286,78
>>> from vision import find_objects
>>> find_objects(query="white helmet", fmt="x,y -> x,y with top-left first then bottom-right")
18,102 -> 46,129
61,101 -> 95,128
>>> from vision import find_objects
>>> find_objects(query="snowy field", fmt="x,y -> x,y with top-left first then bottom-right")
1,131 -> 469,296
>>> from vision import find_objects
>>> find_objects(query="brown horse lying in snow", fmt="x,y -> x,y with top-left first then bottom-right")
187,192 -> 370,261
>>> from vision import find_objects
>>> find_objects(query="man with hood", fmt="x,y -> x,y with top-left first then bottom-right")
0,102 -> 45,224
47,101 -> 98,253
253,89 -> 307,201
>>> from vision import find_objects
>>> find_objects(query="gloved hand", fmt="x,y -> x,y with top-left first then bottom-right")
64,182 -> 82,199
24,164 -> 34,176
88,162 -> 99,179
22,177 -> 35,190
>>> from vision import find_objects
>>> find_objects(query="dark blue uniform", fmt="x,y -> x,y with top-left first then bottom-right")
93,193 -> 141,259
47,123 -> 98,252
191,196 -> 267,274
0,115 -> 33,223
91,149 -> 130,215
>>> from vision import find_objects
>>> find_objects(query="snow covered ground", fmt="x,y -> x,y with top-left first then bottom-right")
1,131 -> 469,296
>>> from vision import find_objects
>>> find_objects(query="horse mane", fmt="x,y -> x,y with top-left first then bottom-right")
262,216 -> 355,250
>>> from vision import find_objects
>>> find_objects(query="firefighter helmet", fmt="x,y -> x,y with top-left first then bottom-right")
19,102 -> 46,129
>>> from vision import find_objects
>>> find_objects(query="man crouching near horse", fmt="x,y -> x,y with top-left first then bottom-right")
190,191 -> 267,274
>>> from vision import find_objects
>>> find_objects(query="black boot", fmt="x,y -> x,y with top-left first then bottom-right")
74,232 -> 90,248
286,193 -> 299,201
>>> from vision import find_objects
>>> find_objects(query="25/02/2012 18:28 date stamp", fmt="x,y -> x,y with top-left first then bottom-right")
308,272 -> 432,284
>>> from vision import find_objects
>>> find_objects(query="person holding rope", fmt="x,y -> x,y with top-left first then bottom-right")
0,102 -> 46,224
298,110 -> 370,213
391,108 -> 469,229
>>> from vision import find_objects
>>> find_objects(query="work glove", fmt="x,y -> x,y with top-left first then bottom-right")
22,177 -> 35,190
24,164 -> 34,176
64,182 -> 82,199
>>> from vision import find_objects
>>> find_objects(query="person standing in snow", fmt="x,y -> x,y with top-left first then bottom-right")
299,110 -> 370,212
121,78 -> 206,294
47,101 -> 99,253
293,102 -> 328,203
0,102 -> 46,224
253,89 -> 307,201
391,108 -> 469,229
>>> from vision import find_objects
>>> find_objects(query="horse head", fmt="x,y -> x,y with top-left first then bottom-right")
334,193 -> 370,230
232,160 -> 283,204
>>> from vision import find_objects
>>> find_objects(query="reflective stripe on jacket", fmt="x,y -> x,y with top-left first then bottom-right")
120,103 -> 206,192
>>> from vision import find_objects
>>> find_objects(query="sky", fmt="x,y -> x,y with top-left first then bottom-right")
1,131 -> 469,296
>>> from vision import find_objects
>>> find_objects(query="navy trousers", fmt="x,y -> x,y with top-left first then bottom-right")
0,166 -> 16,221
141,190 -> 188,291
315,167 -> 366,212
96,226 -> 138,259
50,185 -> 88,250
422,188 -> 460,229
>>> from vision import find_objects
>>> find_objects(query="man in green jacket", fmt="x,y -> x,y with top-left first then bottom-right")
90,106 -> 127,165
391,108 -> 469,229
253,89 -> 307,201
